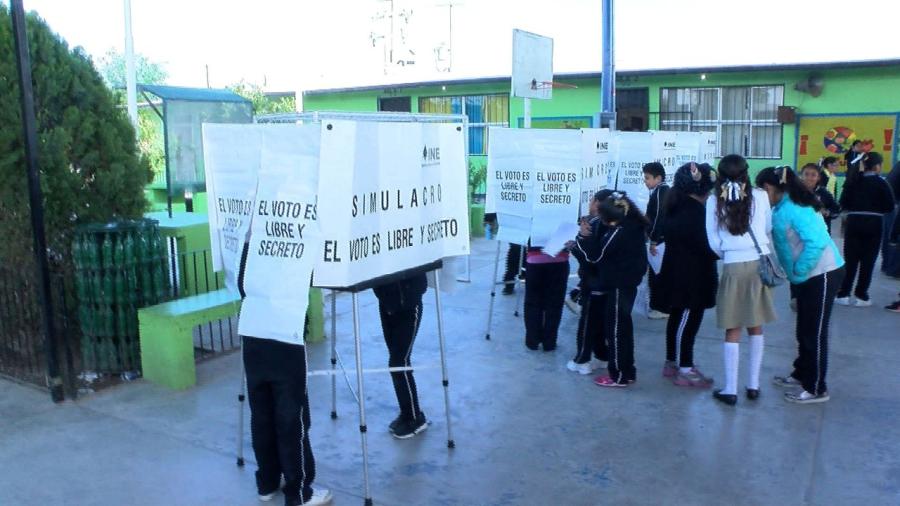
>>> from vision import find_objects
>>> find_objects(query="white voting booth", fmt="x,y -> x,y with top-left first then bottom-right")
203,112 -> 470,506
484,127 -> 714,333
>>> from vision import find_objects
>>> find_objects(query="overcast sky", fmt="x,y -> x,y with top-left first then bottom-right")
18,0 -> 900,92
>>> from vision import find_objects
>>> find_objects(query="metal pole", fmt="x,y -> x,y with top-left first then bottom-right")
123,0 -> 138,132
600,0 -> 616,130
330,290 -> 338,419
236,343 -> 246,467
11,0 -> 64,403
513,245 -> 525,317
484,240 -> 502,340
432,271 -> 456,449
162,101 -> 174,218
351,293 -> 373,506
524,98 -> 532,129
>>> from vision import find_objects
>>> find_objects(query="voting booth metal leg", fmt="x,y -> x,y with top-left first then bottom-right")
513,246 -> 525,317
330,290 -> 338,419
432,273 -> 456,449
236,345 -> 246,467
351,293 -> 374,506
484,240 -> 502,340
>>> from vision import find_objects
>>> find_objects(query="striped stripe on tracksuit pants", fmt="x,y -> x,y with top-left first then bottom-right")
604,287 -> 638,383
791,267 -> 844,396
379,300 -> 424,420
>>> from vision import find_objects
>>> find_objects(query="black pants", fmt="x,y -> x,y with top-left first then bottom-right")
378,300 -> 424,420
524,261 -> 569,350
604,287 -> 638,383
243,336 -> 315,503
791,268 -> 844,395
665,307 -> 705,368
839,220 -> 882,300
503,243 -> 524,283
647,266 -> 666,313
573,292 -> 608,363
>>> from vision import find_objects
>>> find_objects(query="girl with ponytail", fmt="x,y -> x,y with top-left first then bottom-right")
756,166 -> 845,403
705,155 -> 776,406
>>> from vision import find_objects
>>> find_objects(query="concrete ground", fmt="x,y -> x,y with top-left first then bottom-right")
2,237 -> 899,506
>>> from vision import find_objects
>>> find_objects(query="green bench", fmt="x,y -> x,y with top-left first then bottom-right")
139,289 -> 242,390
138,288 -> 326,390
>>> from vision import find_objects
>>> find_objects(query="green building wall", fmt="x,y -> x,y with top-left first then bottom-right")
303,64 -> 900,175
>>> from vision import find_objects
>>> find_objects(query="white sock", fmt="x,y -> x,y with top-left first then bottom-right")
748,335 -> 765,390
723,342 -> 739,395
679,367 -> 692,374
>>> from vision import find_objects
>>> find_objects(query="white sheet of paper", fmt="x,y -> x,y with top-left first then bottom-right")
542,222 -> 580,256
648,242 -> 666,274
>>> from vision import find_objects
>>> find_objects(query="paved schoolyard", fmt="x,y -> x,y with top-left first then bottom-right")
2,236 -> 899,505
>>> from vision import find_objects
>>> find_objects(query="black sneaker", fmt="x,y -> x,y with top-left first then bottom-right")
391,414 -> 428,439
502,283 -> 515,295
885,300 -> 900,313
388,413 -> 404,433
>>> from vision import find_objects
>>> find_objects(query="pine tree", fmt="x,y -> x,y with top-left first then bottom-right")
0,6 -> 152,270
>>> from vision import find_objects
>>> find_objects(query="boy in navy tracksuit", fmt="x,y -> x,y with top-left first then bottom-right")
373,272 -> 429,439
643,162 -> 669,319
576,193 -> 649,387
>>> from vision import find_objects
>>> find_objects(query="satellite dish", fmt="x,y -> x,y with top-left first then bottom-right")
794,74 -> 824,97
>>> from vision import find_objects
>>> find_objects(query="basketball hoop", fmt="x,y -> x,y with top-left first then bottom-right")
530,79 -> 577,90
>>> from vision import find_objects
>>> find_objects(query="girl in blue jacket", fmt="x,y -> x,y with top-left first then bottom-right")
756,167 -> 845,404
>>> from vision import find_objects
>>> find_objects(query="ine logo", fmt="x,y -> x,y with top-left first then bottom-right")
422,145 -> 441,166
663,141 -> 676,149
596,141 -> 609,153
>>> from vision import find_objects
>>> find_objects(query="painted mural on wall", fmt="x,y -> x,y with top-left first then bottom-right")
797,114 -> 897,173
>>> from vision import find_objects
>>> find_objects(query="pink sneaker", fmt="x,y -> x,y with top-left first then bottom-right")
594,375 -> 630,388
672,368 -> 714,388
662,361 -> 678,378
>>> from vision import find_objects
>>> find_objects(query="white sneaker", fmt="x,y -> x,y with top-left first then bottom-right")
259,491 -> 276,502
834,297 -> 851,306
784,390 -> 830,404
853,298 -> 872,307
567,359 -> 599,375
302,488 -> 333,506
647,309 -> 669,320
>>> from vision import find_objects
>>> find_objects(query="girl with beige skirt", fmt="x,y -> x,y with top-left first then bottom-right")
705,154 -> 776,406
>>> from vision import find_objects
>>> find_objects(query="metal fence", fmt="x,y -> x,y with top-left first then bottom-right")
0,266 -> 78,395
0,247 -> 238,398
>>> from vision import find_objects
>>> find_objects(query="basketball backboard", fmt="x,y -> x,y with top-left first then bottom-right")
511,29 -> 553,100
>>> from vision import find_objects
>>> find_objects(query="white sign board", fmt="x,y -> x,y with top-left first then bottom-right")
675,131 -> 701,169
313,120 -> 470,289
487,128 -> 581,246
239,124 -> 323,344
580,128 -> 612,213
202,124 -> 261,295
612,131 -> 653,212
699,131 -> 718,165
511,29 -> 553,100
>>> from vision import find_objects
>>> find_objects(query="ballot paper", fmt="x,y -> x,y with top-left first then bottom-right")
648,242 -> 666,274
542,222 -> 581,256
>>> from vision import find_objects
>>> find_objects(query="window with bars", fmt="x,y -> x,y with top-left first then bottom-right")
659,85 -> 784,159
419,94 -> 509,155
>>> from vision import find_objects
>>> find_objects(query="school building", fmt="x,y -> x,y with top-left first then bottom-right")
302,58 -> 900,180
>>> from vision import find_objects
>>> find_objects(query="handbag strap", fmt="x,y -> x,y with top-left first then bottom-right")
747,227 -> 764,258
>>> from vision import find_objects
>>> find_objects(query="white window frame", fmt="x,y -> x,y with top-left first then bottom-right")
660,85 -> 784,159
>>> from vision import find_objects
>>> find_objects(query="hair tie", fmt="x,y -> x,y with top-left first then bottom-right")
777,166 -> 788,184
720,180 -> 746,202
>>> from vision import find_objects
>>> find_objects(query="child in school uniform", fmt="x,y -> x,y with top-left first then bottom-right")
658,163 -> 719,388
643,162 -> 670,319
568,189 -> 614,374
524,243 -> 570,352
575,192 -> 649,387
